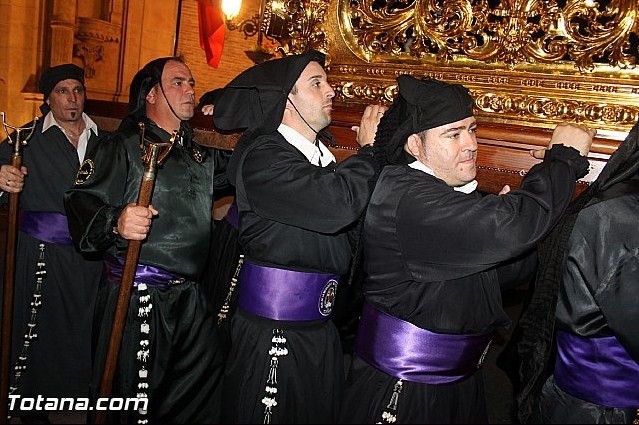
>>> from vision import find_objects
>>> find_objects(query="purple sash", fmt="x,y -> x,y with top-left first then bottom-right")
19,211 -> 73,245
554,331 -> 639,408
224,202 -> 239,229
103,256 -> 187,289
237,261 -> 340,322
355,302 -> 493,384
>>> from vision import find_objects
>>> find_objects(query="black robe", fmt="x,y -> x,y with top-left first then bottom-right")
534,177 -> 639,424
223,131 -> 377,423
64,116 -> 225,424
340,145 -> 588,424
0,118 -> 103,406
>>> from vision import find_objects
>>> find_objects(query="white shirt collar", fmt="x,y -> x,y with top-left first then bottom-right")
278,124 -> 336,167
408,160 -> 478,194
42,112 -> 98,162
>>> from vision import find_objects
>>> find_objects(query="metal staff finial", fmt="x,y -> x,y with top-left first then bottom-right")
0,112 -> 39,156
138,122 -> 176,171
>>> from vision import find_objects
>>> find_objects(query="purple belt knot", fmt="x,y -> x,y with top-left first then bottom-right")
355,302 -> 493,384
554,331 -> 639,408
237,260 -> 340,322
19,211 -> 73,245
103,256 -> 188,289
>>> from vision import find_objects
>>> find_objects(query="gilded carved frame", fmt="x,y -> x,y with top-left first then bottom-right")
260,0 -> 639,140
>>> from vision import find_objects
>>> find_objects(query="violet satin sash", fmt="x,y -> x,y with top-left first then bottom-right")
103,256 -> 187,289
237,260 -> 340,322
355,302 -> 493,384
554,331 -> 639,408
224,202 -> 239,229
19,211 -> 73,245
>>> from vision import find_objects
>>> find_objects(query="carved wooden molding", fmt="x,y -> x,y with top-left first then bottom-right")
260,0 -> 330,55
255,0 -> 639,137
341,0 -> 639,72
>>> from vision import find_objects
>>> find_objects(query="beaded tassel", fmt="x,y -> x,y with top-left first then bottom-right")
378,380 -> 402,424
217,254 -> 244,324
136,283 -> 152,424
10,243 -> 46,397
633,409 -> 639,425
262,328 -> 288,424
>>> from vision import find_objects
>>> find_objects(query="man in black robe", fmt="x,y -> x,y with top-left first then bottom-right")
500,118 -> 639,424
211,51 -> 386,423
339,75 -> 594,424
0,63 -> 104,423
64,57 -> 225,423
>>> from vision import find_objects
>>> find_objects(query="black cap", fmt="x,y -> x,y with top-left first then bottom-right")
376,75 -> 474,164
213,50 -> 326,135
38,63 -> 85,100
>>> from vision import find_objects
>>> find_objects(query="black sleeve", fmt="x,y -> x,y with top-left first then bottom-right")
212,148 -> 234,200
397,144 -> 588,281
197,88 -> 223,110
64,134 -> 129,253
241,138 -> 378,233
496,249 -> 538,291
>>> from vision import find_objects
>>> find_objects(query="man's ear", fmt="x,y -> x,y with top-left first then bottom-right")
146,86 -> 157,104
406,133 -> 421,157
284,96 -> 293,112
281,97 -> 295,123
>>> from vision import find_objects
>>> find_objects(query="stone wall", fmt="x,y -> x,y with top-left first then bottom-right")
0,0 -> 47,126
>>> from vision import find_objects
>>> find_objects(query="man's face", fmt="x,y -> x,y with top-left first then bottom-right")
150,60 -> 196,122
47,79 -> 85,123
285,61 -> 335,134
410,116 -> 478,187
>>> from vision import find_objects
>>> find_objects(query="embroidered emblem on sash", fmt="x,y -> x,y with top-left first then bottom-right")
74,159 -> 95,185
318,279 -> 338,316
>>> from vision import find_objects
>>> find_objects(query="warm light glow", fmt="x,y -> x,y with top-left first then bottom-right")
222,0 -> 242,21
584,0 -> 596,7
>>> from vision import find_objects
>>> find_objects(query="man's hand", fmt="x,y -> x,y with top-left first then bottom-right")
115,203 -> 159,240
352,104 -> 388,147
0,164 -> 27,193
530,123 -> 596,159
201,104 -> 214,116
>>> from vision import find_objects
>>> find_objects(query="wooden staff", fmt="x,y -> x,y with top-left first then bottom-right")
94,124 -> 174,425
0,113 -> 38,425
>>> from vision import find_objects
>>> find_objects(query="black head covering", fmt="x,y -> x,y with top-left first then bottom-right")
213,50 -> 325,135
128,57 -> 181,118
499,118 -> 639,423
375,75 -> 474,164
39,63 -> 85,100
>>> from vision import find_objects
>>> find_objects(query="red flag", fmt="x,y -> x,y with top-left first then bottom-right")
197,0 -> 226,68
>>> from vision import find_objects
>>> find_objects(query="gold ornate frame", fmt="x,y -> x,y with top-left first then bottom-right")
259,0 -> 639,139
